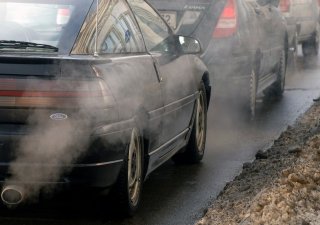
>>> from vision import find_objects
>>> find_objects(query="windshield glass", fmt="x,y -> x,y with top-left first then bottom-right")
0,0 -> 93,54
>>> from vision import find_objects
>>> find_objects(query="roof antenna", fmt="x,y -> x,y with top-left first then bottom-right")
94,0 -> 99,57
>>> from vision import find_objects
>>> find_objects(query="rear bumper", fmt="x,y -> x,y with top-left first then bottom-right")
0,160 -> 123,189
0,119 -> 134,189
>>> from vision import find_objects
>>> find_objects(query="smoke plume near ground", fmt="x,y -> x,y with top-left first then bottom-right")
4,102 -> 93,202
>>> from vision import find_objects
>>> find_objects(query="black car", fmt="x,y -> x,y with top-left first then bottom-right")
148,0 -> 288,116
0,0 -> 211,215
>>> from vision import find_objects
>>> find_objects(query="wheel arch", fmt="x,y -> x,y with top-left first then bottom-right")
142,136 -> 149,180
201,71 -> 211,107
133,110 -> 150,181
253,49 -> 262,74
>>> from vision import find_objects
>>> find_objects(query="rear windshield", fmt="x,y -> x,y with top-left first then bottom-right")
0,0 -> 93,54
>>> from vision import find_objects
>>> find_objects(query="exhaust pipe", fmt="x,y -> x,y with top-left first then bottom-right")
1,185 -> 24,207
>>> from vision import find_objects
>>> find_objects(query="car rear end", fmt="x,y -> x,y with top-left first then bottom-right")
147,0 -> 224,51
202,0 -> 258,99
279,0 -> 319,44
0,0 -> 124,200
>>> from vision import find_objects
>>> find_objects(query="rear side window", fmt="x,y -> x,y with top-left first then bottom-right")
73,0 -> 145,54
127,0 -> 171,53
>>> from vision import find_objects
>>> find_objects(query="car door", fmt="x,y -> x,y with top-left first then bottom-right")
127,0 -> 197,163
72,0 -> 164,151
253,0 -> 282,76
246,0 -> 271,76
268,1 -> 285,69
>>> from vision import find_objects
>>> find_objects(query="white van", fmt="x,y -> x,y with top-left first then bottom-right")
280,0 -> 320,56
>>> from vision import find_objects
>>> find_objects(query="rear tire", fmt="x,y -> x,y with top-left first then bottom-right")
302,26 -> 319,57
172,82 -> 207,164
114,128 -> 143,216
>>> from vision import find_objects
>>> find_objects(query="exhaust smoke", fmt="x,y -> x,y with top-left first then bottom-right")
12,117 -> 90,200
2,85 -> 95,204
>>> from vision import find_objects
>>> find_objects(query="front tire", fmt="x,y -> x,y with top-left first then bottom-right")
172,82 -> 207,164
266,49 -> 286,97
114,128 -> 143,216
247,69 -> 258,118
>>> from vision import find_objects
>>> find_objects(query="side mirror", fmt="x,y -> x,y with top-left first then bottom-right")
178,36 -> 202,54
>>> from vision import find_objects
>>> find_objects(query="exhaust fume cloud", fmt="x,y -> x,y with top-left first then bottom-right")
5,109 -> 92,201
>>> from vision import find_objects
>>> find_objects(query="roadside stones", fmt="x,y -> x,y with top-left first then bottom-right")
288,173 -> 308,185
255,150 -> 268,160
288,145 -> 302,154
312,172 -> 320,182
301,220 -> 310,225
281,168 -> 293,178
242,162 -> 252,169
309,136 -> 320,149
238,185 -> 250,192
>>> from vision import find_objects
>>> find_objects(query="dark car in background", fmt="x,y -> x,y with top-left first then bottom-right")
279,0 -> 320,57
149,0 -> 288,116
0,0 -> 210,215
147,0 -> 223,56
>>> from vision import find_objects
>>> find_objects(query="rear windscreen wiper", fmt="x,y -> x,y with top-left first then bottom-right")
0,40 -> 59,52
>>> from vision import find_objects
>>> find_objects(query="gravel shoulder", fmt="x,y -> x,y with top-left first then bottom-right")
197,102 -> 320,225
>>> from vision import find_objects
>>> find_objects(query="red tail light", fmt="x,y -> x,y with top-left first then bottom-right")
213,0 -> 237,38
279,0 -> 290,12
0,79 -> 111,108
57,8 -> 71,25
58,9 -> 70,16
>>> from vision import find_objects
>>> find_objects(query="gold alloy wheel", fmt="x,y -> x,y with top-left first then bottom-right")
196,91 -> 206,153
127,128 -> 142,206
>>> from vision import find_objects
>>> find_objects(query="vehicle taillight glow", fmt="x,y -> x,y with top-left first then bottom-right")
57,8 -> 71,25
0,79 -> 111,108
279,0 -> 290,12
213,0 -> 237,38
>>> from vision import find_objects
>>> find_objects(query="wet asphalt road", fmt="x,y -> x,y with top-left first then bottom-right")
2,52 -> 320,225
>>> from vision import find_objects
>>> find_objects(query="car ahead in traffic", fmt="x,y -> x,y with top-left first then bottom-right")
148,0 -> 288,116
279,0 -> 320,57
0,0 -> 211,215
